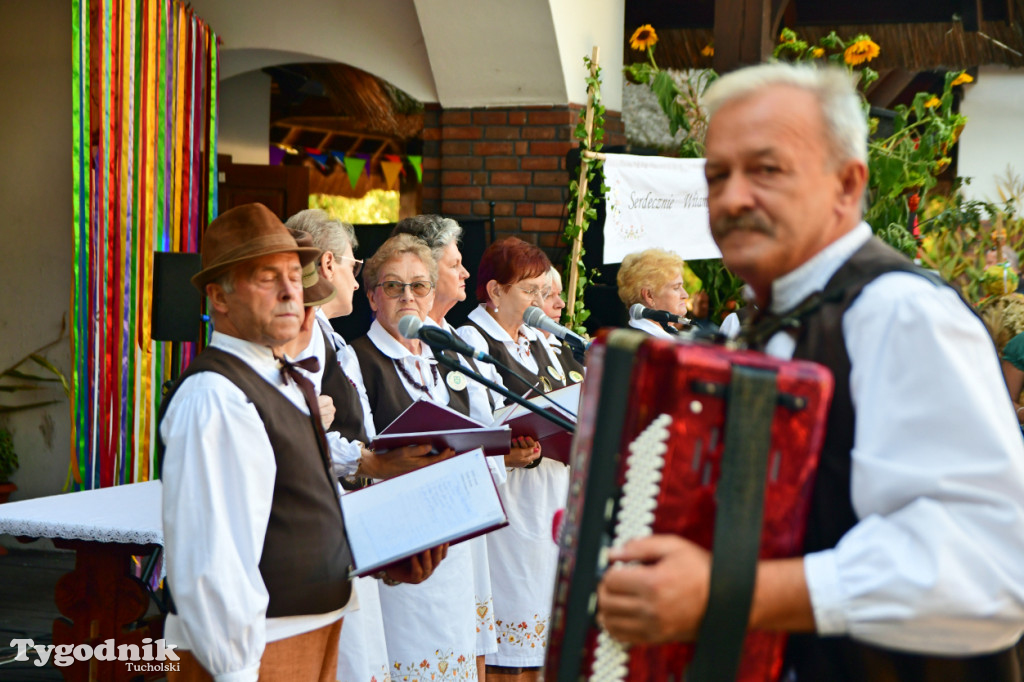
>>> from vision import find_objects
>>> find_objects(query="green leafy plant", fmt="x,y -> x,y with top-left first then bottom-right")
1,335 -> 70,414
0,428 -> 16,485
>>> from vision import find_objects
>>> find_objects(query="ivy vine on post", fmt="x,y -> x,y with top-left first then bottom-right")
562,46 -> 606,335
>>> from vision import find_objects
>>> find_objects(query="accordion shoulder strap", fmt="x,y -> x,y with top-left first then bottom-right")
687,364 -> 779,682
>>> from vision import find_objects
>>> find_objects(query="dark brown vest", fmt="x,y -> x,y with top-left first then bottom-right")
320,329 -> 370,444
775,237 -> 1019,682
462,319 -> 566,395
351,334 -> 472,432
160,348 -> 353,618
551,339 -> 585,382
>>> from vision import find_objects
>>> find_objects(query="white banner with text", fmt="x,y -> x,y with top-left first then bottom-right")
602,154 -> 721,264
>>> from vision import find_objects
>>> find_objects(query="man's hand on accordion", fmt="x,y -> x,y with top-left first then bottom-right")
597,534 -> 816,643
597,535 -> 711,643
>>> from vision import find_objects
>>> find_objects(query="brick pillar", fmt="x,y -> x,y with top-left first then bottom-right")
421,104 -> 626,260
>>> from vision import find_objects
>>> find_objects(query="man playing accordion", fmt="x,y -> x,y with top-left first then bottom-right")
597,63 -> 1024,681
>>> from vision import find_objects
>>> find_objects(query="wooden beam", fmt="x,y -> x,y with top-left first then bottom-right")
771,0 -> 794,37
865,69 -> 918,108
713,0 -> 773,74
960,0 -> 983,31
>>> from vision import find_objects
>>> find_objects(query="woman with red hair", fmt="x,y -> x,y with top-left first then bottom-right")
457,237 -> 571,681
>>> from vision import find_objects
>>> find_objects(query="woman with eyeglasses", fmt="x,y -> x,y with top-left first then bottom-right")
456,238 -> 570,682
349,233 -> 486,680
537,266 -> 585,384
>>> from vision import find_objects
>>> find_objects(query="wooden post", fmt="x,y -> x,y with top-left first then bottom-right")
566,45 -> 600,324
712,0 -> 773,74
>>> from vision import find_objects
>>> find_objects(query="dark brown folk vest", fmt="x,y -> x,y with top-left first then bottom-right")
775,237 -> 1020,682
462,320 -> 566,396
320,329 -> 370,444
350,334 -> 472,433
159,348 -> 353,618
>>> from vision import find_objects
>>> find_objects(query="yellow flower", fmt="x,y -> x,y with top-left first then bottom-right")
951,71 -> 974,87
630,25 -> 658,51
934,157 -> 951,174
700,44 -> 714,57
844,39 -> 880,66
924,96 -> 941,108
811,47 -> 825,58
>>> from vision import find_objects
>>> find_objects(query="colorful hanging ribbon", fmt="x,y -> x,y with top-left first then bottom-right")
70,0 -> 218,489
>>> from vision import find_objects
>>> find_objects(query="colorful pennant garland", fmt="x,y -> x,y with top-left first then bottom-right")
273,144 -> 421,189
70,0 -> 218,489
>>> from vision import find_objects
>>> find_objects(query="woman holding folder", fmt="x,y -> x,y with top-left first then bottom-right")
391,215 -> 537,677
348,234 -> 488,679
457,238 -> 572,682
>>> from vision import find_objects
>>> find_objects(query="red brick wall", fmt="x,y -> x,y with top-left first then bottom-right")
421,104 -> 626,259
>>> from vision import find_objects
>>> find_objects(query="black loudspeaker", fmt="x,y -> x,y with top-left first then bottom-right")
152,252 -> 203,343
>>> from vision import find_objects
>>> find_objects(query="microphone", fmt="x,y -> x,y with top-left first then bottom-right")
397,315 -> 498,365
522,306 -> 588,350
629,303 -> 690,326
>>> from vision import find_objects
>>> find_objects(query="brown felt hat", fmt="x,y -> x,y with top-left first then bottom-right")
289,228 -> 337,307
191,203 -> 321,291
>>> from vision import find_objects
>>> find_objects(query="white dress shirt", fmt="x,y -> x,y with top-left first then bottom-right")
628,316 -> 676,339
765,222 -> 1024,654
161,332 -> 351,682
297,309 -> 376,477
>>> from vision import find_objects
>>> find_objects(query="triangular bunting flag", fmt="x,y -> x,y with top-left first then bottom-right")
381,160 -> 403,191
384,154 -> 402,164
343,155 -> 367,189
407,155 -> 423,183
330,150 -> 345,164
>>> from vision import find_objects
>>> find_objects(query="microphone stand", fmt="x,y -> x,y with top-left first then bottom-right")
434,353 -> 576,434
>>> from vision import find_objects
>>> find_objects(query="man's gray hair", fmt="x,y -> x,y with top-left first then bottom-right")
704,63 -> 868,166
391,215 -> 463,261
285,209 -> 358,261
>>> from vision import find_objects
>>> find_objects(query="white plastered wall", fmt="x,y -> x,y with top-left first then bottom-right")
958,66 -> 1024,204
0,0 -> 74,511
218,71 -> 272,165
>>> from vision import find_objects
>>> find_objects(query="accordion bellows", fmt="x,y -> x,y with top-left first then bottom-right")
546,330 -> 834,682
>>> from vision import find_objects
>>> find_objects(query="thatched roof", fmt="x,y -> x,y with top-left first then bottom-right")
626,0 -> 1024,71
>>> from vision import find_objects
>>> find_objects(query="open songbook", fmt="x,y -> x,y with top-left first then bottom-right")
371,399 -> 512,456
491,382 -> 580,464
341,449 -> 509,576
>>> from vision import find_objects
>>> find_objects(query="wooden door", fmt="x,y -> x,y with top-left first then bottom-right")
217,154 -> 309,220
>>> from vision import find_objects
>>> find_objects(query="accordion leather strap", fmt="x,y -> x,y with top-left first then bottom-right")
687,364 -> 779,682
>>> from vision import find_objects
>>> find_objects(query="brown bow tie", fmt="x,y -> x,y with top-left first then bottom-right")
276,355 -> 334,482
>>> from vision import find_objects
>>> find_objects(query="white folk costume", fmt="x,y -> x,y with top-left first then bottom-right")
302,310 -> 390,682
457,306 -> 571,667
627,316 -> 677,339
161,332 -> 356,681
350,320 -> 497,680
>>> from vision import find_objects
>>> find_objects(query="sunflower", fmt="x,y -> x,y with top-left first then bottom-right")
811,47 -> 825,58
924,96 -> 941,108
951,71 -> 974,87
630,25 -> 658,51
700,44 -> 714,57
844,39 -> 880,66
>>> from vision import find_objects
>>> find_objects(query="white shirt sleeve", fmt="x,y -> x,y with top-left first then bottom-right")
161,373 -> 276,682
326,431 -> 364,477
803,272 -> 1024,654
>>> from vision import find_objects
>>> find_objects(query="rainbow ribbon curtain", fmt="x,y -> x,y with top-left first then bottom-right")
71,0 -> 218,490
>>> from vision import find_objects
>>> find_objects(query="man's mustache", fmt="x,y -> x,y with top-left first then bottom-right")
712,213 -> 774,238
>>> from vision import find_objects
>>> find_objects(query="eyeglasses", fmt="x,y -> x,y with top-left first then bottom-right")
339,255 -> 363,278
376,280 -> 434,298
516,285 -> 549,299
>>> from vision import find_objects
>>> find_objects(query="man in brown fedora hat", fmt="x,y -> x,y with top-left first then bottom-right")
160,203 -> 445,682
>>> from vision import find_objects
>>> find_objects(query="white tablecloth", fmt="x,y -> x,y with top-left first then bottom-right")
0,480 -> 162,546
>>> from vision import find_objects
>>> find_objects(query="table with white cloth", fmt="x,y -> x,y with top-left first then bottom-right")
0,480 -> 164,682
